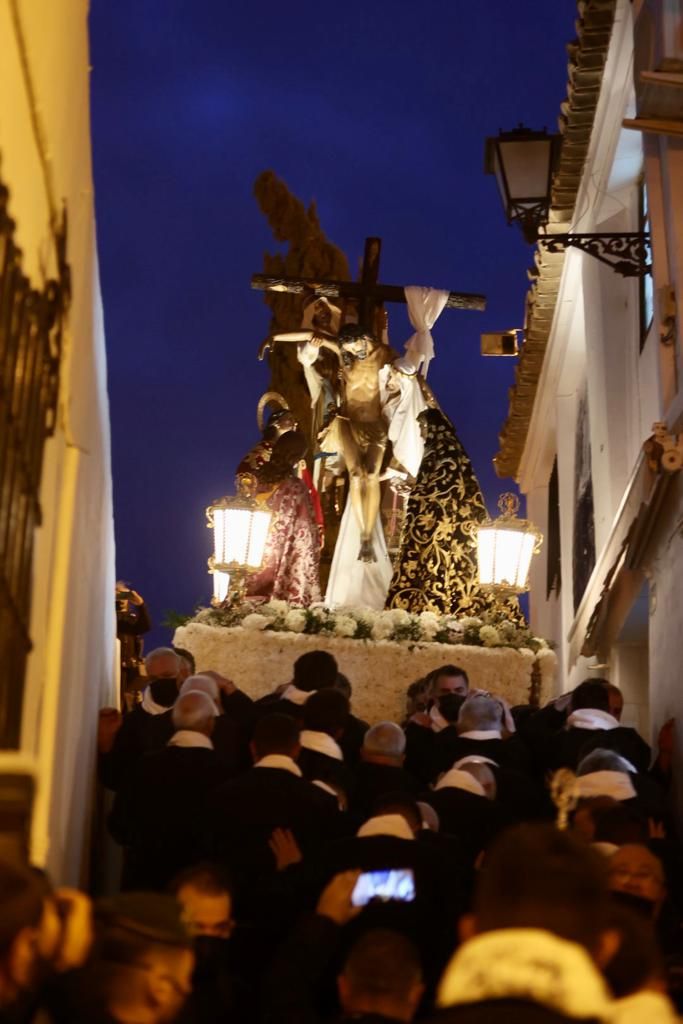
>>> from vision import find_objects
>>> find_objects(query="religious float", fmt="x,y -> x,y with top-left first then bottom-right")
174,601 -> 556,725
174,173 -> 557,718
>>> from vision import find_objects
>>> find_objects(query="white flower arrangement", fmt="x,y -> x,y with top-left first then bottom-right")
285,608 -> 307,633
185,599 -> 552,653
173,618 -> 558,724
333,614 -> 358,638
241,613 -> 270,631
479,624 -> 501,647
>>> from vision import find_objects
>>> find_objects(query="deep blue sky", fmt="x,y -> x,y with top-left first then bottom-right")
89,0 -> 575,647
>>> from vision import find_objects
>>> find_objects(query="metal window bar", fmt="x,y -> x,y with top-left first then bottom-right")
0,181 -> 67,747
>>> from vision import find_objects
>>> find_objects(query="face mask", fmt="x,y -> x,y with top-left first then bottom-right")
149,677 -> 179,707
610,889 -> 658,919
437,694 -> 466,722
193,936 -> 231,976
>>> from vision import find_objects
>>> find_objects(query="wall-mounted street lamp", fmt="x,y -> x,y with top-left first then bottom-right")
207,475 -> 272,604
481,330 -> 520,357
477,493 -> 543,596
485,125 -> 651,278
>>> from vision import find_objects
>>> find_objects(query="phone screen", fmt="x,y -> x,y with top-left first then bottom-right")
351,868 -> 415,907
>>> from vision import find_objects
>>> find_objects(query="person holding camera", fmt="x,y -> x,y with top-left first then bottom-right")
115,580 -> 151,705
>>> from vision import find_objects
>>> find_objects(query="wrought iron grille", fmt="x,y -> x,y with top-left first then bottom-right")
0,178 -> 68,747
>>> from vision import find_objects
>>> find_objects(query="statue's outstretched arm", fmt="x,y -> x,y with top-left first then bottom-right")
259,329 -> 340,362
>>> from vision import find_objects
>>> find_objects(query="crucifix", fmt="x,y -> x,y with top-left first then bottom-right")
251,236 -> 486,564
252,236 -> 486,333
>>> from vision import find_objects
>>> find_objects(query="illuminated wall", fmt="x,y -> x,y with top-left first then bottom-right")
0,0 -> 116,884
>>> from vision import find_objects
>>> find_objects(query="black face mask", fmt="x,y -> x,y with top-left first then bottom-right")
610,889 -> 658,919
149,676 -> 179,707
193,936 -> 231,976
437,693 -> 466,723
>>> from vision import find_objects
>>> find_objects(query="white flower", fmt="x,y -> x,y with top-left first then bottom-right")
371,618 -> 395,641
261,599 -> 289,617
340,604 -> 365,617
334,615 -> 357,638
242,613 -> 270,631
387,608 -> 411,628
445,620 -> 465,639
418,611 -> 440,640
285,609 -> 307,633
479,625 -> 501,647
533,636 -> 549,649
352,606 -> 378,625
497,620 -> 518,641
307,607 -> 330,629
461,616 -> 484,630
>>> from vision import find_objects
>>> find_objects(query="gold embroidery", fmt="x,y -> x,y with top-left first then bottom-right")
386,409 -> 523,622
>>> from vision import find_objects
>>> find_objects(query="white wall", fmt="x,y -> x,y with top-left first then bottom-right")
0,0 -> 116,884
647,475 -> 683,821
518,0 -> 683,814
641,6 -> 683,814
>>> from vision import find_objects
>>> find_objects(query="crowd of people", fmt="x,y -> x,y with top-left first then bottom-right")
1,648 -> 681,1023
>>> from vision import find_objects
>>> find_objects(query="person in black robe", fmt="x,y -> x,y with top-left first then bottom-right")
108,691 -> 228,890
542,680 -> 651,774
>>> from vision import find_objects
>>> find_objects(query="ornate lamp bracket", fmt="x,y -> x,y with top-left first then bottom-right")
538,232 -> 651,278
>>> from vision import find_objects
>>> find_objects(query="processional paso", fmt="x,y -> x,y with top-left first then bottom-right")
224,173 -> 515,615
253,237 -> 485,565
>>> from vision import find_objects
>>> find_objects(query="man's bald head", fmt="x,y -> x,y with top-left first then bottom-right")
172,691 -> 215,736
362,723 -> 406,765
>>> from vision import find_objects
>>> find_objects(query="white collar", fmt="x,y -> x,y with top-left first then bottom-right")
281,684 -> 313,706
434,768 -> 486,797
254,754 -> 302,777
429,704 -> 450,732
141,686 -> 173,715
357,814 -> 414,841
167,730 -> 213,750
576,770 -> 636,802
438,929 -> 611,1019
459,729 -> 502,740
611,990 -> 679,1023
300,730 -> 343,761
311,779 -> 342,806
593,841 -> 620,858
453,754 -> 499,769
567,708 -> 620,731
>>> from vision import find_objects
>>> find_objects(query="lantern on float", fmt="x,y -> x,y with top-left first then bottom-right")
477,493 -> 543,596
212,570 -> 231,604
206,474 -> 272,603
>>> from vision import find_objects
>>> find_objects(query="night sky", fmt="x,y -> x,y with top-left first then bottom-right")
89,1 -> 576,648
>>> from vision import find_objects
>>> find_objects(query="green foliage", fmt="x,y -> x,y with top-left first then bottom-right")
162,609 -> 192,630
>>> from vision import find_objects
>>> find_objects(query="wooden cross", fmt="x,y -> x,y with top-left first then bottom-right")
251,236 -> 486,333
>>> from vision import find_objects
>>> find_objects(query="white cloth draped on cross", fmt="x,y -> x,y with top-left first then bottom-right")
398,285 -> 450,378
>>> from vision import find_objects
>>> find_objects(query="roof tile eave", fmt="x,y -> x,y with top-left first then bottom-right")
494,0 -> 618,481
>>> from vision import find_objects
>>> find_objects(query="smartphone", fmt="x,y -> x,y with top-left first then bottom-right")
351,868 -> 415,907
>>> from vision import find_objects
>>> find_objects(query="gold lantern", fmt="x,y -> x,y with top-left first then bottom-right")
206,475 -> 272,603
477,493 -> 543,596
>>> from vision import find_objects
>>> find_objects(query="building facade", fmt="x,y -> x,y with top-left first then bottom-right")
496,0 -> 683,800
0,0 -> 116,883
